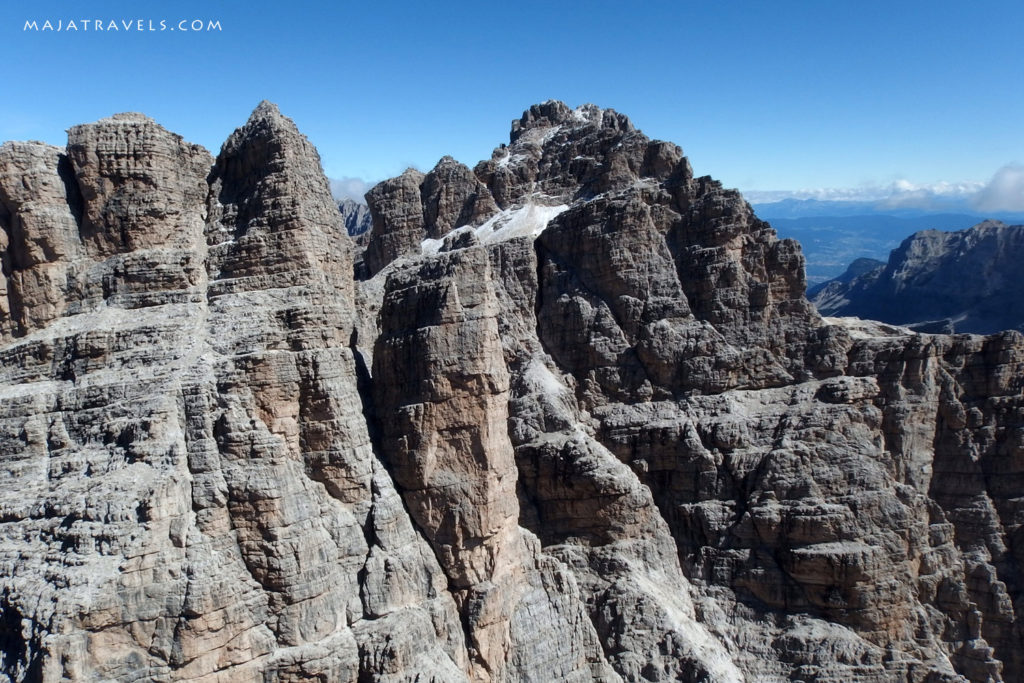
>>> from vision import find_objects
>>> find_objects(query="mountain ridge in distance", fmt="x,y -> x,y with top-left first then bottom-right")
812,219 -> 1024,334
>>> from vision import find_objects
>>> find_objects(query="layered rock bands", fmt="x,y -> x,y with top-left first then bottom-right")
1,100 -> 1022,682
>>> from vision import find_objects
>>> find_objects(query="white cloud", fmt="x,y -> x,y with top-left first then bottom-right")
746,178 -> 984,211
877,179 -> 983,209
329,176 -> 374,204
972,164 -> 1024,212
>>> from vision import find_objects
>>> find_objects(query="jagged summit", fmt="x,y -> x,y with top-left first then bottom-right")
219,101 -> 309,153
212,100 -> 315,170
210,101 -> 348,289
1,102 -> 1023,682
240,99 -> 296,132
362,100 -> 702,280
252,98 -> 282,117
509,100 -> 629,142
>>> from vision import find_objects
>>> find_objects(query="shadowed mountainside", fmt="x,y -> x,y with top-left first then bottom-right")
812,220 -> 1024,334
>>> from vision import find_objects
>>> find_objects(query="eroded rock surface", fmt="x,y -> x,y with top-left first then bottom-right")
1,101 -> 1023,682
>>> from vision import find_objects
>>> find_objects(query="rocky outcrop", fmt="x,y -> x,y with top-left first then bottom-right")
1,100 -> 1024,682
363,168 -> 426,275
0,102 -> 455,683
812,221 -> 1024,334
0,113 -> 211,339
363,157 -> 500,277
372,234 -> 617,682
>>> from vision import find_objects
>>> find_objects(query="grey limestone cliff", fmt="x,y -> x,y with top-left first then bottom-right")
1,101 -> 1023,682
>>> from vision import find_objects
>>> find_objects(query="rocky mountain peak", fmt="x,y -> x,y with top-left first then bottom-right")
476,100 -> 689,213
337,197 -> 371,238
363,101 -> 702,277
66,110 -> 211,275
212,100 -> 341,236
509,100 -> 633,143
208,101 -> 351,304
250,98 -> 285,121
221,100 -> 301,151
433,154 -> 460,167
509,99 -> 575,140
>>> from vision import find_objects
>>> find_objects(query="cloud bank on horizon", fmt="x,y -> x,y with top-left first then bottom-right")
744,164 -> 1024,213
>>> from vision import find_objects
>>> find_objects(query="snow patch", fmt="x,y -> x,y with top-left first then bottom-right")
421,236 -> 444,256
420,227 -> 476,256
518,124 -> 563,148
497,152 -> 526,169
472,202 -> 569,244
823,317 -> 914,339
524,357 -> 569,397
417,194 -> 571,257
571,104 -> 603,125
420,202 -> 568,255
633,573 -> 746,683
539,126 -> 561,145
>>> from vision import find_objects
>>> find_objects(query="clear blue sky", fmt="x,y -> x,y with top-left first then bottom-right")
4,0 -> 1023,199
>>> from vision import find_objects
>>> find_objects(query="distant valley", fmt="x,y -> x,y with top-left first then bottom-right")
754,199 -> 1024,285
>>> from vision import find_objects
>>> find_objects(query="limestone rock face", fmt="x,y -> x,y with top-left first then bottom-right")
0,112 -> 211,340
420,156 -> 499,239
364,156 -> 500,277
2,100 -> 1024,683
66,113 -> 211,260
372,235 -> 614,682
0,141 -> 83,337
364,168 -> 426,275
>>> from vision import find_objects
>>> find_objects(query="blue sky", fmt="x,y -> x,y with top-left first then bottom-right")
4,1 -> 1023,207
